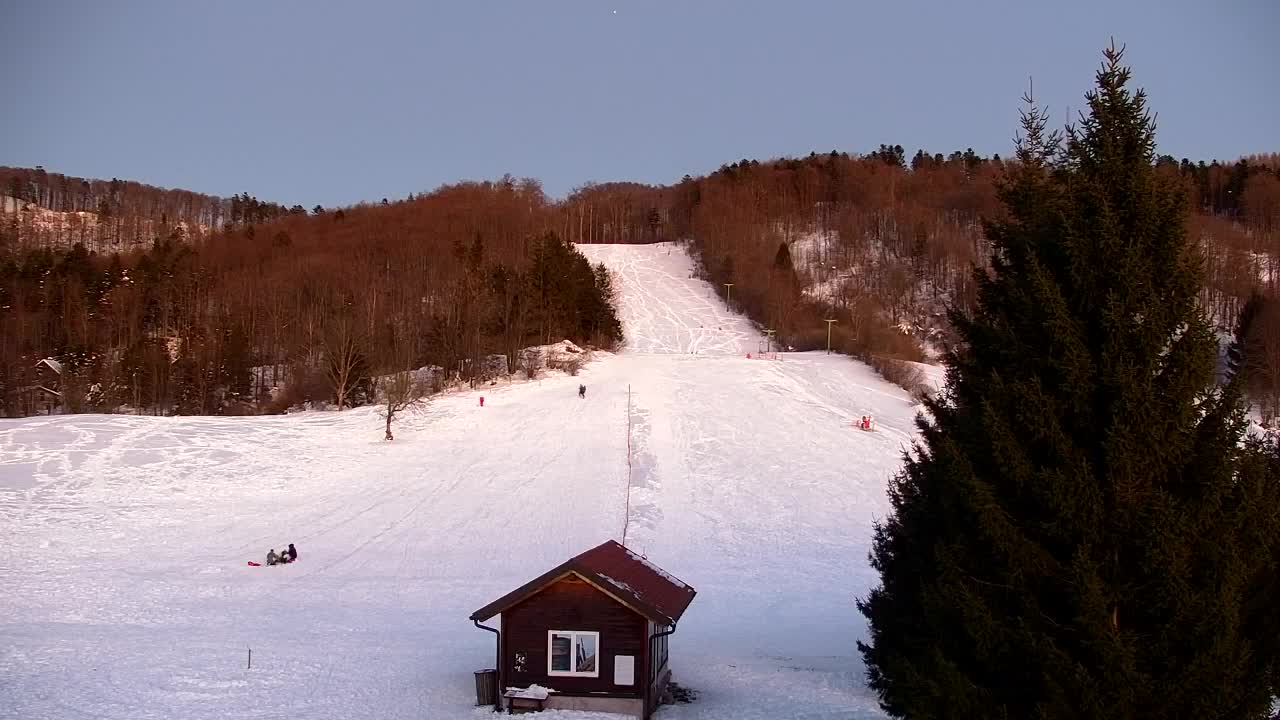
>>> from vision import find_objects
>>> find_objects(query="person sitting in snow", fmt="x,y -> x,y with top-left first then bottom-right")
578,384 -> 586,399
266,548 -> 279,566
285,543 -> 297,563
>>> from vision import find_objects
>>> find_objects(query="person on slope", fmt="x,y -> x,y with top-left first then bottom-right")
285,543 -> 298,563
578,384 -> 586,399
266,548 -> 279,566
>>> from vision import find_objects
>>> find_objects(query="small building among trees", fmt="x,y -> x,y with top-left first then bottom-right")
470,540 -> 695,718
18,358 -> 63,416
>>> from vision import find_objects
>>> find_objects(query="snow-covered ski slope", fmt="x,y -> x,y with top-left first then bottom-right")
1,242 -> 938,720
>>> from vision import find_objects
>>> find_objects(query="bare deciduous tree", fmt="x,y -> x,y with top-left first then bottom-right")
380,367 -> 429,441
323,316 -> 365,411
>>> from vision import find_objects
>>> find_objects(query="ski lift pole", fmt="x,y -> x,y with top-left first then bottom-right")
823,319 -> 837,354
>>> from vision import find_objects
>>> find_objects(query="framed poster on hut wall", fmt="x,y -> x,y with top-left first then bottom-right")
614,655 -> 635,685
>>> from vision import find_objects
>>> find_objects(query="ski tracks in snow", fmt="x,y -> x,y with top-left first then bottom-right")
1,242 -> 939,720
622,394 -> 662,548
580,243 -> 759,356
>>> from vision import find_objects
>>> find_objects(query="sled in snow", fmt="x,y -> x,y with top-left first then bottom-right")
855,415 -> 877,431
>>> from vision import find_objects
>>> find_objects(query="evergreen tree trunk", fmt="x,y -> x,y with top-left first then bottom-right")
858,44 -> 1280,720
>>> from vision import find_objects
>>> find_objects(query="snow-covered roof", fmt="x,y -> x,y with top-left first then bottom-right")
470,540 -> 696,625
622,545 -> 689,590
36,358 -> 63,374
16,384 -> 61,396
595,572 -> 636,595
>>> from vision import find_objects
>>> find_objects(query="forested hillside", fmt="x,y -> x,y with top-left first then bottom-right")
0,166 -> 301,251
562,150 -> 1280,414
1,177 -> 620,416
3,151 -> 1278,419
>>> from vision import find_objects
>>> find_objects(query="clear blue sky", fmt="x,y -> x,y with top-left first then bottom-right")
2,1 -> 1276,208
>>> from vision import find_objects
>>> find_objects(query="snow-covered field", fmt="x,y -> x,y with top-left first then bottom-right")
1,242 -> 936,720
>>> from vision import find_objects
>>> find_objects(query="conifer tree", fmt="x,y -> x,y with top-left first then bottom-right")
858,44 -> 1280,720
1225,291 -> 1264,387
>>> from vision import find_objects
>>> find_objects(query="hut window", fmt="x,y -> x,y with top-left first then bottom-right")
547,630 -> 600,677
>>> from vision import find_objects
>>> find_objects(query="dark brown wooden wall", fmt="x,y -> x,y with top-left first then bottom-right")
502,575 -> 646,696
644,620 -> 672,717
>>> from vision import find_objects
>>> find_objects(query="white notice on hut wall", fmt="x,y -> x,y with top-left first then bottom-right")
614,655 -> 635,685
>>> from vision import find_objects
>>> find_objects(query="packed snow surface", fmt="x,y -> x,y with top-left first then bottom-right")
2,241 -> 932,719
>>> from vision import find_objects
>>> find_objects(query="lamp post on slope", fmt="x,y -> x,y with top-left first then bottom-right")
723,283 -> 734,309
823,319 -> 838,354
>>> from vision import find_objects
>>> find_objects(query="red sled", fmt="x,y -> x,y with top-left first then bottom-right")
247,561 -> 261,566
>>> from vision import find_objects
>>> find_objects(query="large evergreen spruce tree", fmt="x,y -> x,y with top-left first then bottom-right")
858,45 -> 1280,720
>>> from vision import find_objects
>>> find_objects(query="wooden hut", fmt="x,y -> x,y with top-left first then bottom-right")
19,358 -> 63,415
470,540 -> 695,717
